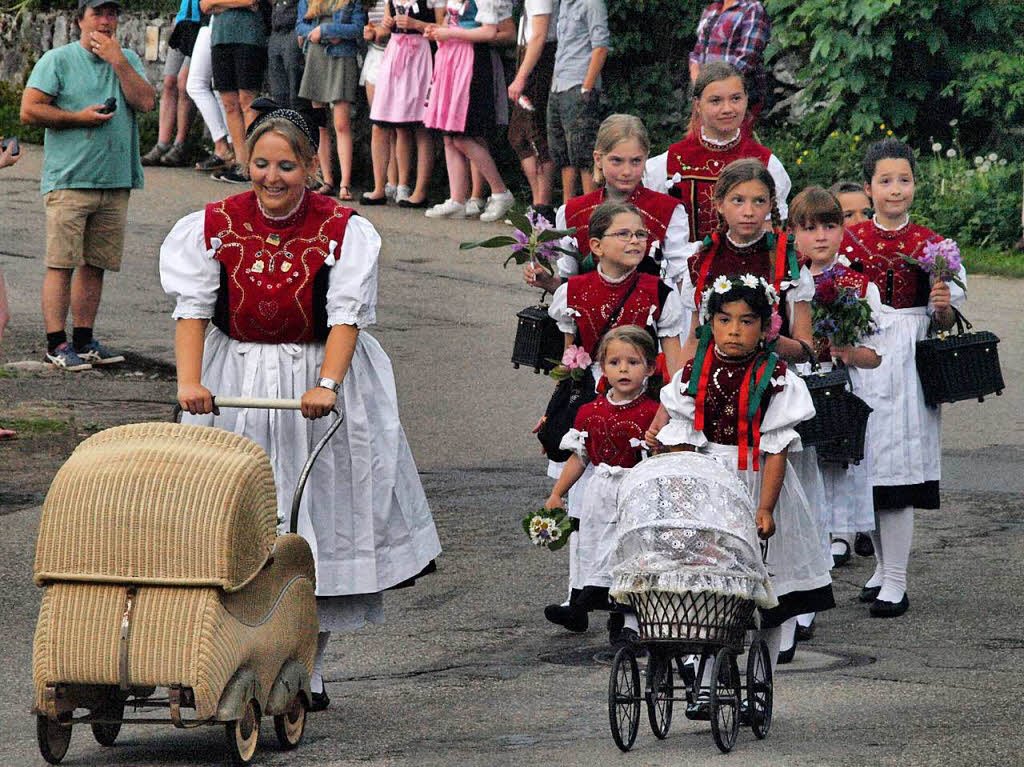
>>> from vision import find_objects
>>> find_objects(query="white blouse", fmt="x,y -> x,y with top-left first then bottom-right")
159,210 -> 382,330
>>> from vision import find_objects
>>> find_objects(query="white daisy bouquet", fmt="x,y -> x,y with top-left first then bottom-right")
521,507 -> 577,551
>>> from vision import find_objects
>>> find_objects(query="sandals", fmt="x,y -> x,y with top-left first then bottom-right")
338,186 -> 354,201
314,183 -> 338,197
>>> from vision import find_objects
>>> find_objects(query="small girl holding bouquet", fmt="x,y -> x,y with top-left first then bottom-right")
841,138 -> 966,618
544,326 -> 661,645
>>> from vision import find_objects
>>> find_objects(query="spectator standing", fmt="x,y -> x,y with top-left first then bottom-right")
141,0 -> 204,167
185,15 -> 235,172
20,0 -> 156,371
508,0 -> 558,222
547,0 -> 609,204
0,132 -> 17,436
359,0 -> 400,203
689,0 -> 771,121
203,0 -> 269,184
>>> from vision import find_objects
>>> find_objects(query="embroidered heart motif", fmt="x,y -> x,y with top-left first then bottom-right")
258,300 -> 279,319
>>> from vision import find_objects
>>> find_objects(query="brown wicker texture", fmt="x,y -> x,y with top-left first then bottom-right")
34,422 -> 279,592
33,535 -> 318,720
628,590 -> 755,649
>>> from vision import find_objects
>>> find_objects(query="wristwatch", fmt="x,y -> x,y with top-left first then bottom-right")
316,376 -> 340,393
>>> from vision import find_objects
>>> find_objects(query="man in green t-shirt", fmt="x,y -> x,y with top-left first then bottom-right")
20,0 -> 156,371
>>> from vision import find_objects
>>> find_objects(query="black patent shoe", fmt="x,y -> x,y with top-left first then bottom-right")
831,537 -> 851,568
870,593 -> 909,618
859,585 -> 882,603
795,619 -> 815,642
854,532 -> 875,557
777,643 -> 796,664
543,603 -> 588,633
309,690 -> 331,712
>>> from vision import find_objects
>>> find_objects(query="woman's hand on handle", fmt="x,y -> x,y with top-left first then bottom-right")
301,386 -> 337,419
178,383 -> 218,415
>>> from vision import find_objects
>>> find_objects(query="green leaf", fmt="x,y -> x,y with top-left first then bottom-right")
536,228 -> 575,242
505,209 -> 532,234
460,235 -> 520,250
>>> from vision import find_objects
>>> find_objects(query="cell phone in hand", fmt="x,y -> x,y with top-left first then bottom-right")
98,97 -> 117,115
0,137 -> 19,156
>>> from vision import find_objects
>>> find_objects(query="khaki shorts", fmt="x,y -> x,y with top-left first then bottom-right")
44,188 -> 130,271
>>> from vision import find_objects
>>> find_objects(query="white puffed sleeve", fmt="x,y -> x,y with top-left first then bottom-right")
660,205 -> 698,285
559,428 -> 590,464
759,367 -> 816,454
768,154 -> 792,221
548,282 -> 577,335
783,264 -> 815,326
554,204 -> 581,279
679,257 -> 699,313
160,210 -> 220,320
643,151 -> 671,193
657,368 -> 707,448
655,288 -> 688,339
326,215 -> 380,328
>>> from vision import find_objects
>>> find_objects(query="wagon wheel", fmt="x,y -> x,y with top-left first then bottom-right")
37,715 -> 72,765
607,646 -> 641,752
91,695 -> 125,747
645,652 -> 674,739
225,698 -> 261,766
273,695 -> 307,750
709,647 -> 741,753
746,638 -> 773,739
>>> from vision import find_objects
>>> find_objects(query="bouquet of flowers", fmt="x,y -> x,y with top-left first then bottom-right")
905,238 -> 966,290
459,209 -> 576,274
811,270 -> 876,348
547,345 -> 592,383
521,506 -> 577,550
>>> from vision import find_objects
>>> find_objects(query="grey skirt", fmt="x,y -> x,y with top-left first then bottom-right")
299,43 -> 359,104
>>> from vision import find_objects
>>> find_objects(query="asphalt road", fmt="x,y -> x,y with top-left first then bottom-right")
1,145 -> 1022,766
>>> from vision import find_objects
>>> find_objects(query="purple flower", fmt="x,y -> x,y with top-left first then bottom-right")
510,228 -> 529,254
527,209 -> 553,232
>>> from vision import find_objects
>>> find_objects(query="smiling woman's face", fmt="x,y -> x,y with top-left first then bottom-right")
249,131 -> 311,216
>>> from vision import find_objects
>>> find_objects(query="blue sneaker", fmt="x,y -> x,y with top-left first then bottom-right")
76,340 -> 125,366
46,342 -> 92,371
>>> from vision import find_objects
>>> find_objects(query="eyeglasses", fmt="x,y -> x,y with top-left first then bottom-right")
602,229 -> 650,242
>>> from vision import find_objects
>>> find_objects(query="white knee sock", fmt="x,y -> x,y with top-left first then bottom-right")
865,513 -> 885,589
796,611 -> 815,629
779,617 -> 797,652
623,610 -> 638,633
311,630 -> 331,694
877,506 -> 914,603
762,625 -> 783,668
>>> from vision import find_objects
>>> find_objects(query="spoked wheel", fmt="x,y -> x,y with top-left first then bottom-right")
225,698 -> 261,766
746,638 -> 773,739
36,715 -> 72,765
645,652 -> 674,739
273,695 -> 307,749
607,646 -> 641,752
90,696 -> 125,747
709,647 -> 741,753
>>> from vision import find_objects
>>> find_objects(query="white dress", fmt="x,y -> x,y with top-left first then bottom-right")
160,210 -> 442,631
658,365 -> 834,613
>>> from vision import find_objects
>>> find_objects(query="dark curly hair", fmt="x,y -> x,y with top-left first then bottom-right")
706,280 -> 773,330
862,138 -> 918,183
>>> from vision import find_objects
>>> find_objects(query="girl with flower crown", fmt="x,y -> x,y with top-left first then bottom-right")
839,138 -> 966,619
648,274 -> 834,679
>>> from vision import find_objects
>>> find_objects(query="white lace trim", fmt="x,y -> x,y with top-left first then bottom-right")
700,127 -> 741,147
725,230 -> 767,249
872,214 -> 910,232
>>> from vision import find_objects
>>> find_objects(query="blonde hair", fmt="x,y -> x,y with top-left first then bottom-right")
596,325 -> 657,368
246,117 -> 317,179
305,0 -> 351,19
592,114 -> 650,186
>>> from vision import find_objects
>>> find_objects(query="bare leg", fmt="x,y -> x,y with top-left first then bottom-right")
561,166 -> 578,204
313,103 -> 334,187
41,267 -> 72,334
536,158 -> 555,206
157,75 -> 178,145
454,137 -> 507,194
410,126 -> 434,203
70,264 -> 104,329
175,66 -> 194,144
580,166 -> 598,195
444,136 -> 469,203
387,130 -> 399,188
395,126 -> 413,189
219,90 -> 248,166
470,161 -> 486,200
366,124 -> 390,199
333,101 -> 353,194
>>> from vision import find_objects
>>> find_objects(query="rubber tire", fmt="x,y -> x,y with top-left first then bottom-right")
607,646 -> 641,752
225,698 -> 261,766
37,715 -> 72,765
710,647 -> 740,754
645,652 -> 674,739
90,697 -> 124,747
746,638 -> 773,739
273,695 -> 307,749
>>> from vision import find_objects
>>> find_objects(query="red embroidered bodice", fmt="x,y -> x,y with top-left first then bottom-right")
566,270 -> 666,353
665,132 -> 774,241
681,351 -> 786,447
564,185 -> 681,260
573,394 -> 660,468
841,219 -> 938,309
811,262 -> 870,361
685,232 -> 798,312
205,191 -> 353,343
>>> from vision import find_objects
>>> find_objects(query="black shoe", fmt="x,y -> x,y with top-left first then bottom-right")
212,165 -> 249,184
831,537 -> 851,568
685,693 -> 711,721
795,619 -> 815,642
870,593 -> 909,618
854,532 -> 875,557
309,690 -> 330,712
397,197 -> 430,209
859,585 -> 882,603
360,193 -> 388,205
543,603 -> 588,633
777,643 -> 796,664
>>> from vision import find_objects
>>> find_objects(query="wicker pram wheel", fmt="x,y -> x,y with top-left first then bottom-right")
628,590 -> 755,648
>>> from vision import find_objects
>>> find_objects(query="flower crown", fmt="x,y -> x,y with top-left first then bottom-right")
699,273 -> 781,326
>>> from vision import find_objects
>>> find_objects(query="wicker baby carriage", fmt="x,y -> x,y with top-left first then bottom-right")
604,452 -> 778,754
31,397 -> 341,766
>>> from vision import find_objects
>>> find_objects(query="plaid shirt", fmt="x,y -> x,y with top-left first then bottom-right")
689,0 -> 770,73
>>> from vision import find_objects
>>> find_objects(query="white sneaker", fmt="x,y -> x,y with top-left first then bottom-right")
479,191 -> 515,222
385,182 -> 397,202
424,198 -> 468,219
394,184 -> 412,204
464,197 -> 486,217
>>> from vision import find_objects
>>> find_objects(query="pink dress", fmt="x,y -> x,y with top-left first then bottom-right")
421,1 -> 478,133
369,0 -> 436,126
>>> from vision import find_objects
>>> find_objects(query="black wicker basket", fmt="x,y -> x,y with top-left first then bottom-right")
628,590 -> 755,649
816,390 -> 873,466
794,344 -> 873,464
916,308 -> 1004,407
512,300 -> 564,373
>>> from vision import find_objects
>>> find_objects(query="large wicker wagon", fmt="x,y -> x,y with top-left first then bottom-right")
31,407 -> 329,765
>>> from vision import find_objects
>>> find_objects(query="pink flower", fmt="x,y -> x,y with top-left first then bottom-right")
765,310 -> 783,341
562,345 -> 592,369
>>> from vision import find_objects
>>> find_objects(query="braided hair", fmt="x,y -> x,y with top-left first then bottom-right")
712,158 -> 781,235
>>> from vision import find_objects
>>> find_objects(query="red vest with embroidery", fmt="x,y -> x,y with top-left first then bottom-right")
564,185 -> 681,260
204,191 -> 354,343
665,133 -> 774,241
686,232 -> 799,312
811,263 -> 870,361
572,394 -> 660,468
566,270 -> 665,353
841,220 -> 938,309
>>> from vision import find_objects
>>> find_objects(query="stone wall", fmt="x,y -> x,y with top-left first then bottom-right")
0,10 -> 174,85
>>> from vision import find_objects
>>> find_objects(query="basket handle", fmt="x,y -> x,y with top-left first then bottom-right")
797,340 -> 820,371
936,306 -> 971,336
